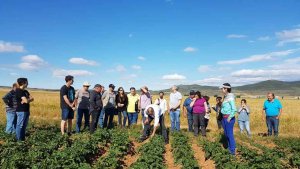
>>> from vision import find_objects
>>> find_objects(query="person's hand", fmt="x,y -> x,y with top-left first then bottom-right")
212,106 -> 215,109
192,98 -> 196,101
72,107 -> 76,111
276,116 -> 279,120
227,117 -> 231,122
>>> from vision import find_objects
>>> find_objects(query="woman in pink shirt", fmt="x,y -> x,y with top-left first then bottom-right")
190,91 -> 208,137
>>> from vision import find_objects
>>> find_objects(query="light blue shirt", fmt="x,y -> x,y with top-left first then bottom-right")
264,99 -> 282,116
221,93 -> 237,118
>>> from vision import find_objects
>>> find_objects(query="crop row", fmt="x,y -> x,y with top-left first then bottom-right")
274,138 -> 300,168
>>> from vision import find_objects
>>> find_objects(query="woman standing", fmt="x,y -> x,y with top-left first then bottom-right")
15,78 -> 34,141
238,99 -> 251,137
190,91 -> 208,137
116,87 -> 128,128
220,83 -> 237,155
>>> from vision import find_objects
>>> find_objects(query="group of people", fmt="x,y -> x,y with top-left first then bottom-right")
2,75 -> 283,155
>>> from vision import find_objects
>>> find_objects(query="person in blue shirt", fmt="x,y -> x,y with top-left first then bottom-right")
263,92 -> 283,136
237,99 -> 251,137
183,90 -> 195,132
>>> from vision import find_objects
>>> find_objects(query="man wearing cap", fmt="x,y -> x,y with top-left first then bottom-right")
74,82 -> 91,133
89,84 -> 103,133
102,84 -> 116,128
183,90 -> 196,132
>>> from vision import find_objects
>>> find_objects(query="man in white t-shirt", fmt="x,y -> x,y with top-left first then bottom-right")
139,104 -> 168,144
154,91 -> 168,114
169,86 -> 182,131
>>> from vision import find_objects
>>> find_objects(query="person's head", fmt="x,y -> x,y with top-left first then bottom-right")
267,92 -> 275,101
118,87 -> 125,95
189,90 -> 196,99
220,83 -> 231,95
17,78 -> 28,89
130,87 -> 136,95
65,75 -> 74,86
159,91 -> 164,98
203,96 -> 210,102
12,83 -> 17,91
94,84 -> 102,93
195,91 -> 201,99
101,86 -> 105,93
241,99 -> 247,105
82,82 -> 91,91
141,86 -> 148,94
109,84 -> 115,92
171,85 -> 178,92
146,107 -> 155,116
216,96 -> 222,104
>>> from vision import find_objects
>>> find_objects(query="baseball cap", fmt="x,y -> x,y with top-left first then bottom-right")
189,90 -> 196,95
109,84 -> 115,88
94,84 -> 101,88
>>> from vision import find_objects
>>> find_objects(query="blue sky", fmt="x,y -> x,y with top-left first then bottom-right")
1,0 -> 300,90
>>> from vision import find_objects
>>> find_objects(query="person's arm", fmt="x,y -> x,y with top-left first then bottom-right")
2,92 -> 11,106
90,92 -> 97,109
151,126 -> 158,138
228,100 -> 237,121
204,102 -> 208,113
151,112 -> 160,138
245,106 -> 250,114
262,102 -> 266,120
26,91 -> 34,103
237,107 -> 243,114
190,98 -> 196,107
277,101 -> 283,119
74,90 -> 79,108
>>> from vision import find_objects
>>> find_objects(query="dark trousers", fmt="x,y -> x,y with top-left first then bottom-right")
90,108 -> 101,133
266,116 -> 279,136
193,113 -> 206,136
76,108 -> 90,133
217,118 -> 222,129
103,107 -> 115,129
187,112 -> 194,132
141,115 -> 168,143
205,118 -> 209,128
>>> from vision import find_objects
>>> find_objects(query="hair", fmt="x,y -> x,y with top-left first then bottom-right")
12,83 -> 17,88
17,78 -> 28,87
117,87 -> 127,102
130,87 -> 136,91
65,75 -> 74,82
195,91 -> 202,98
147,107 -> 154,115
268,92 -> 275,99
203,95 -> 210,102
173,85 -> 178,91
223,83 -> 232,93
241,99 -> 247,104
216,96 -> 222,101
118,87 -> 124,92
159,91 -> 164,95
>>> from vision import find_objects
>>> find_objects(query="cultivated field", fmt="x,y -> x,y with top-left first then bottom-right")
0,89 -> 299,168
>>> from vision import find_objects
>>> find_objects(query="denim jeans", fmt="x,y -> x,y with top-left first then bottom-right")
6,111 -> 17,134
16,112 -> 30,141
266,116 -> 279,136
238,120 -> 251,136
76,108 -> 90,133
170,110 -> 180,131
128,112 -> 138,126
187,112 -> 193,132
98,108 -> 105,128
103,107 -> 115,129
222,117 -> 236,155
118,111 -> 128,127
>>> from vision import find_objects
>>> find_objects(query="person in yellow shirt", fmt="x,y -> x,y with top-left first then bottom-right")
127,87 -> 140,126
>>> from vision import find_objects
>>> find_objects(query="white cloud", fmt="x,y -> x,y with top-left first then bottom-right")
18,55 -> 46,71
276,28 -> 300,46
162,73 -> 186,80
138,56 -> 146,61
9,72 -> 19,76
258,36 -> 271,41
195,77 -> 223,85
0,41 -> 25,52
107,64 -> 127,72
131,65 -> 141,70
69,57 -> 98,66
53,69 -> 93,77
183,47 -> 198,52
197,65 -> 213,73
218,49 -> 296,65
231,69 -> 300,78
226,34 -> 247,39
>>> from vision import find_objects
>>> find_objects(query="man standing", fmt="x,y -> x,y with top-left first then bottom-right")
263,92 -> 283,136
140,104 -> 168,144
102,84 -> 116,129
154,91 -> 168,115
140,86 -> 152,128
169,86 -> 182,131
2,83 -> 17,134
127,87 -> 140,126
183,90 -> 195,132
89,84 -> 102,133
74,82 -> 91,133
60,75 -> 76,135
98,85 -> 105,128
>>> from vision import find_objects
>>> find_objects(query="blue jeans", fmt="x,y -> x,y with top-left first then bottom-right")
118,111 -> 128,127
222,117 -> 236,155
16,112 -> 30,141
170,110 -> 180,131
76,108 -> 90,133
128,112 -> 138,125
238,120 -> 251,136
266,116 -> 279,136
6,111 -> 17,134
98,108 -> 105,128
187,112 -> 193,132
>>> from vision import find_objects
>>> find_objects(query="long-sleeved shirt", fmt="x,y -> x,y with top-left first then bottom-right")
116,94 -> 128,112
221,93 -> 237,118
154,98 -> 167,114
2,90 -> 17,112
89,90 -> 102,112
238,105 -> 250,121
144,104 -> 163,127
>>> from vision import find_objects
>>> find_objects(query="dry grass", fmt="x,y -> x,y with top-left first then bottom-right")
1,89 -> 299,137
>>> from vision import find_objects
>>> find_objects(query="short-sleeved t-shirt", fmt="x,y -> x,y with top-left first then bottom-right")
60,85 -> 75,109
183,97 -> 193,113
192,98 -> 206,114
169,91 -> 182,110
264,99 -> 282,116
15,88 -> 30,112
127,94 -> 140,113
75,89 -> 90,109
